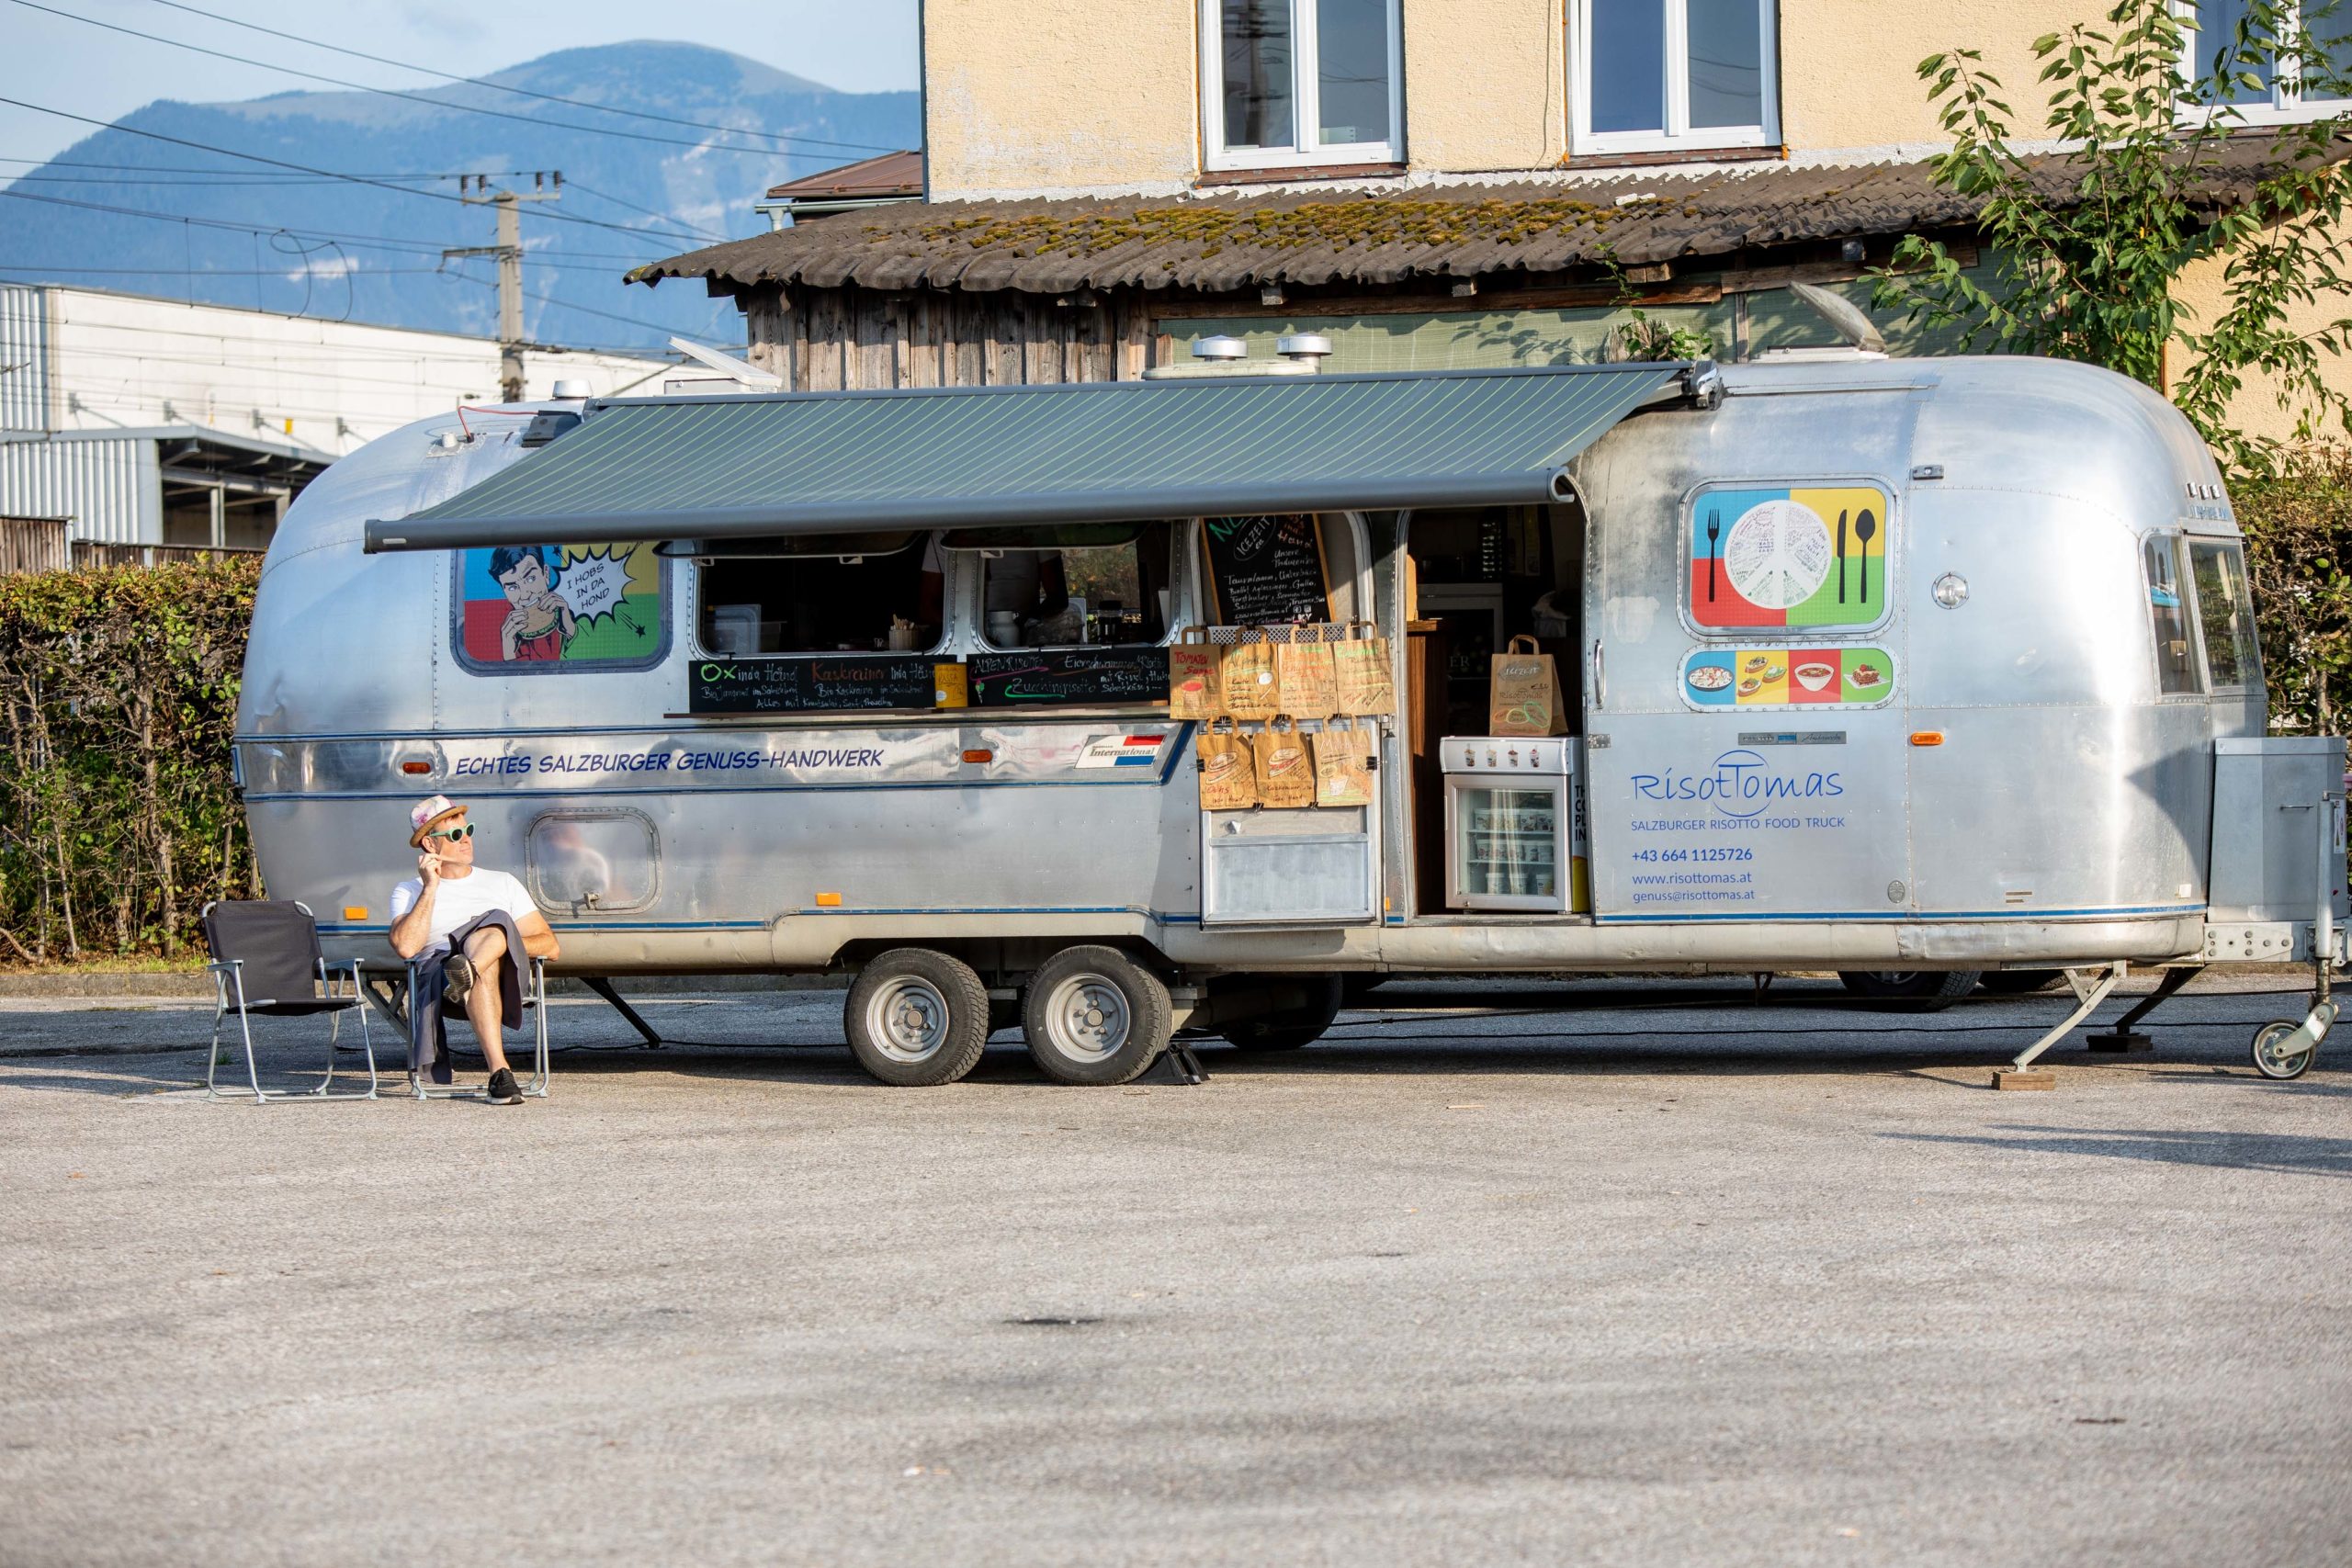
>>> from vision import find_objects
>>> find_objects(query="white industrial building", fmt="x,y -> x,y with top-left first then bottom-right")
0,284 -> 670,549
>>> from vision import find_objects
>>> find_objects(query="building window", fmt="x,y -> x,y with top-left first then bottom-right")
1203,0 -> 1402,171
1570,0 -> 1780,156
2182,2 -> 2352,121
947,524 -> 1177,649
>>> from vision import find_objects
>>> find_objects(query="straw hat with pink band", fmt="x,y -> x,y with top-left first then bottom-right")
408,795 -> 466,848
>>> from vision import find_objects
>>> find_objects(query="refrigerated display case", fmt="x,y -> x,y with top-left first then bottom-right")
1442,737 -> 1588,913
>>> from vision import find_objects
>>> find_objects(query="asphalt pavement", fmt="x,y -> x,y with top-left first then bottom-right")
1,974 -> 2346,1567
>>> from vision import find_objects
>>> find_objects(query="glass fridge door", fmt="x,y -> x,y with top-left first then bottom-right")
1452,782 -> 1566,910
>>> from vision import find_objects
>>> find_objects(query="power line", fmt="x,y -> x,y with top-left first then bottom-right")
520,285 -> 691,336
2,155 -> 562,179
143,0 -> 901,154
0,99 -> 717,246
10,1 -> 888,163
562,179 -> 727,245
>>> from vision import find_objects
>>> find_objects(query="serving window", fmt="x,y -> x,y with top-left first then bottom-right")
692,532 -> 944,656
944,523 -> 1177,649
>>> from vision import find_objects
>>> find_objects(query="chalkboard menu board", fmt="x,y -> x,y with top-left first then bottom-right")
690,656 -> 937,715
1201,513 -> 1330,626
968,647 -> 1170,708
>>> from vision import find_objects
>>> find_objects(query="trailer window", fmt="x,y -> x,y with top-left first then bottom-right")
947,523 -> 1176,649
2144,536 -> 2203,695
2188,541 -> 2261,691
695,535 -> 943,656
453,541 -> 669,674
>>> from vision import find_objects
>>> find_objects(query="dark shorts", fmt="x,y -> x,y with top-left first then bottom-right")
408,910 -> 526,1080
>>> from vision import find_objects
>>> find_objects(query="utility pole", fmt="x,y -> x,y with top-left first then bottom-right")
443,171 -> 561,402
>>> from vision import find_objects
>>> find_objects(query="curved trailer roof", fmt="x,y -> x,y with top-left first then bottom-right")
364,361 -> 1703,553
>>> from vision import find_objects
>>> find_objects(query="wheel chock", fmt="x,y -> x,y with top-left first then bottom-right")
1147,1042 -> 1208,1086
1992,1067 -> 2056,1090
2085,1030 -> 2154,1054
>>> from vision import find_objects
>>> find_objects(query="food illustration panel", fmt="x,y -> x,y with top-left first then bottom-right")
1681,646 -> 1894,708
1689,483 -> 1890,630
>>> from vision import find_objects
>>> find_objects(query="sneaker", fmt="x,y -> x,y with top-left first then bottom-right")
441,954 -> 477,1011
485,1066 -> 524,1105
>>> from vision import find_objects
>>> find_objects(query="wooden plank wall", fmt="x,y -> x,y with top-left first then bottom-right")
741,284 -> 1157,392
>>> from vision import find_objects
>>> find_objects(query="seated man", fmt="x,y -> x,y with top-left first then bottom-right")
387,795 -> 560,1105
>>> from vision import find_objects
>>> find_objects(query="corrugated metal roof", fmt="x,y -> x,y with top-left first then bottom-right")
639,143 -> 2293,298
366,363 -> 1690,552
763,150 -> 924,202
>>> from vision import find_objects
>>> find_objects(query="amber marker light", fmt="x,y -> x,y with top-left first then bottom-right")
400,761 -> 432,775
1909,731 -> 1946,747
961,749 -> 993,763
343,907 -> 368,920
815,892 -> 843,908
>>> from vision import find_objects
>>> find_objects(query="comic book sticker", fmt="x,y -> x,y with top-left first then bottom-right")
454,542 -> 666,673
1690,484 -> 1890,630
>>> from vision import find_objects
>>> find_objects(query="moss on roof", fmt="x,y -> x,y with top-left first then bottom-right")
897,195 -> 1686,260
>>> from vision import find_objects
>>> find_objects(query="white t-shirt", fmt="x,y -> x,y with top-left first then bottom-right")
388,867 -> 535,956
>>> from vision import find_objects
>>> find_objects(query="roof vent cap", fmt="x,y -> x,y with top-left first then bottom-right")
1192,335 -> 1248,361
1276,333 -> 1333,363
549,378 -> 591,401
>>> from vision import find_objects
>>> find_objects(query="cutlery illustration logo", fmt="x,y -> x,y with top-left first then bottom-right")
1688,484 -> 1889,630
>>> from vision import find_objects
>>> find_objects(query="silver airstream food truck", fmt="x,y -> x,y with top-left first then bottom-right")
232,354 -> 2346,1088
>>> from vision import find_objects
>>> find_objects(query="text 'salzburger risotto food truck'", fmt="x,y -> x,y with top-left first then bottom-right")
233,355 -> 2346,1087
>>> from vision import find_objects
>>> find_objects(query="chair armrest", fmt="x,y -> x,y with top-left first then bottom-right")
204,959 -> 243,974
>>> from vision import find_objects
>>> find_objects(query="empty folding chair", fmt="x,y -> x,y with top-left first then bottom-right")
200,899 -> 377,1103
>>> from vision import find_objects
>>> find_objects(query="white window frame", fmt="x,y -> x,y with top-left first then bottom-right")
1567,0 -> 1781,157
1200,0 -> 1405,172
2177,2 -> 2352,126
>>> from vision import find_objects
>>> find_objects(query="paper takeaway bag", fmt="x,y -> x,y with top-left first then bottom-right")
1196,720 -> 1258,810
1169,626 -> 1223,720
1274,634 -> 1338,718
1332,621 -> 1395,716
1313,719 -> 1376,808
1489,635 -> 1568,736
1252,718 -> 1317,809
1221,632 -> 1280,721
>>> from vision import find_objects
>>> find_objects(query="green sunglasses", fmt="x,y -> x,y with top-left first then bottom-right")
425,823 -> 475,842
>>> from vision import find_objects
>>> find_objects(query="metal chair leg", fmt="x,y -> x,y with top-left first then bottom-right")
206,998 -> 226,1100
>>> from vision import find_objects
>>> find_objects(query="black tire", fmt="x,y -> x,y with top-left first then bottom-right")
842,948 -> 992,1087
1221,974 -> 1346,1051
1339,973 -> 1389,1004
1835,969 -> 1984,1012
1978,970 -> 2066,995
1023,946 -> 1173,1086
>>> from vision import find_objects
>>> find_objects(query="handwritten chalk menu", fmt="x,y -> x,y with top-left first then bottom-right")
690,656 -> 936,715
968,647 -> 1170,707
1202,513 -> 1330,626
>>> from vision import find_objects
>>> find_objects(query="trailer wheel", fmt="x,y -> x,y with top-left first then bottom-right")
1836,970 -> 1984,1011
1023,946 -> 1172,1086
843,949 -> 992,1088
1222,975 -> 1346,1051
2251,1020 -> 2317,1080
1978,969 -> 2065,995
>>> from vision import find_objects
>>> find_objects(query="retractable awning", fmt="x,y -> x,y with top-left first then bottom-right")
364,362 -> 1707,553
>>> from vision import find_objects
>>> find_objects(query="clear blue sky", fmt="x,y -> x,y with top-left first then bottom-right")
2,0 -> 922,164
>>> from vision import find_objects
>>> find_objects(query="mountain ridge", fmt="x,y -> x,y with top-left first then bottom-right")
0,40 -> 919,352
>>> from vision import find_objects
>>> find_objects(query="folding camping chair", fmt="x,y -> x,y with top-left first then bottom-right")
401,949 -> 551,1101
200,899 -> 377,1103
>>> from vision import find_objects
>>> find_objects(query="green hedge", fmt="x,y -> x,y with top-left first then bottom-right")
0,558 -> 259,961
0,471 -> 2344,961
2236,446 -> 2352,738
